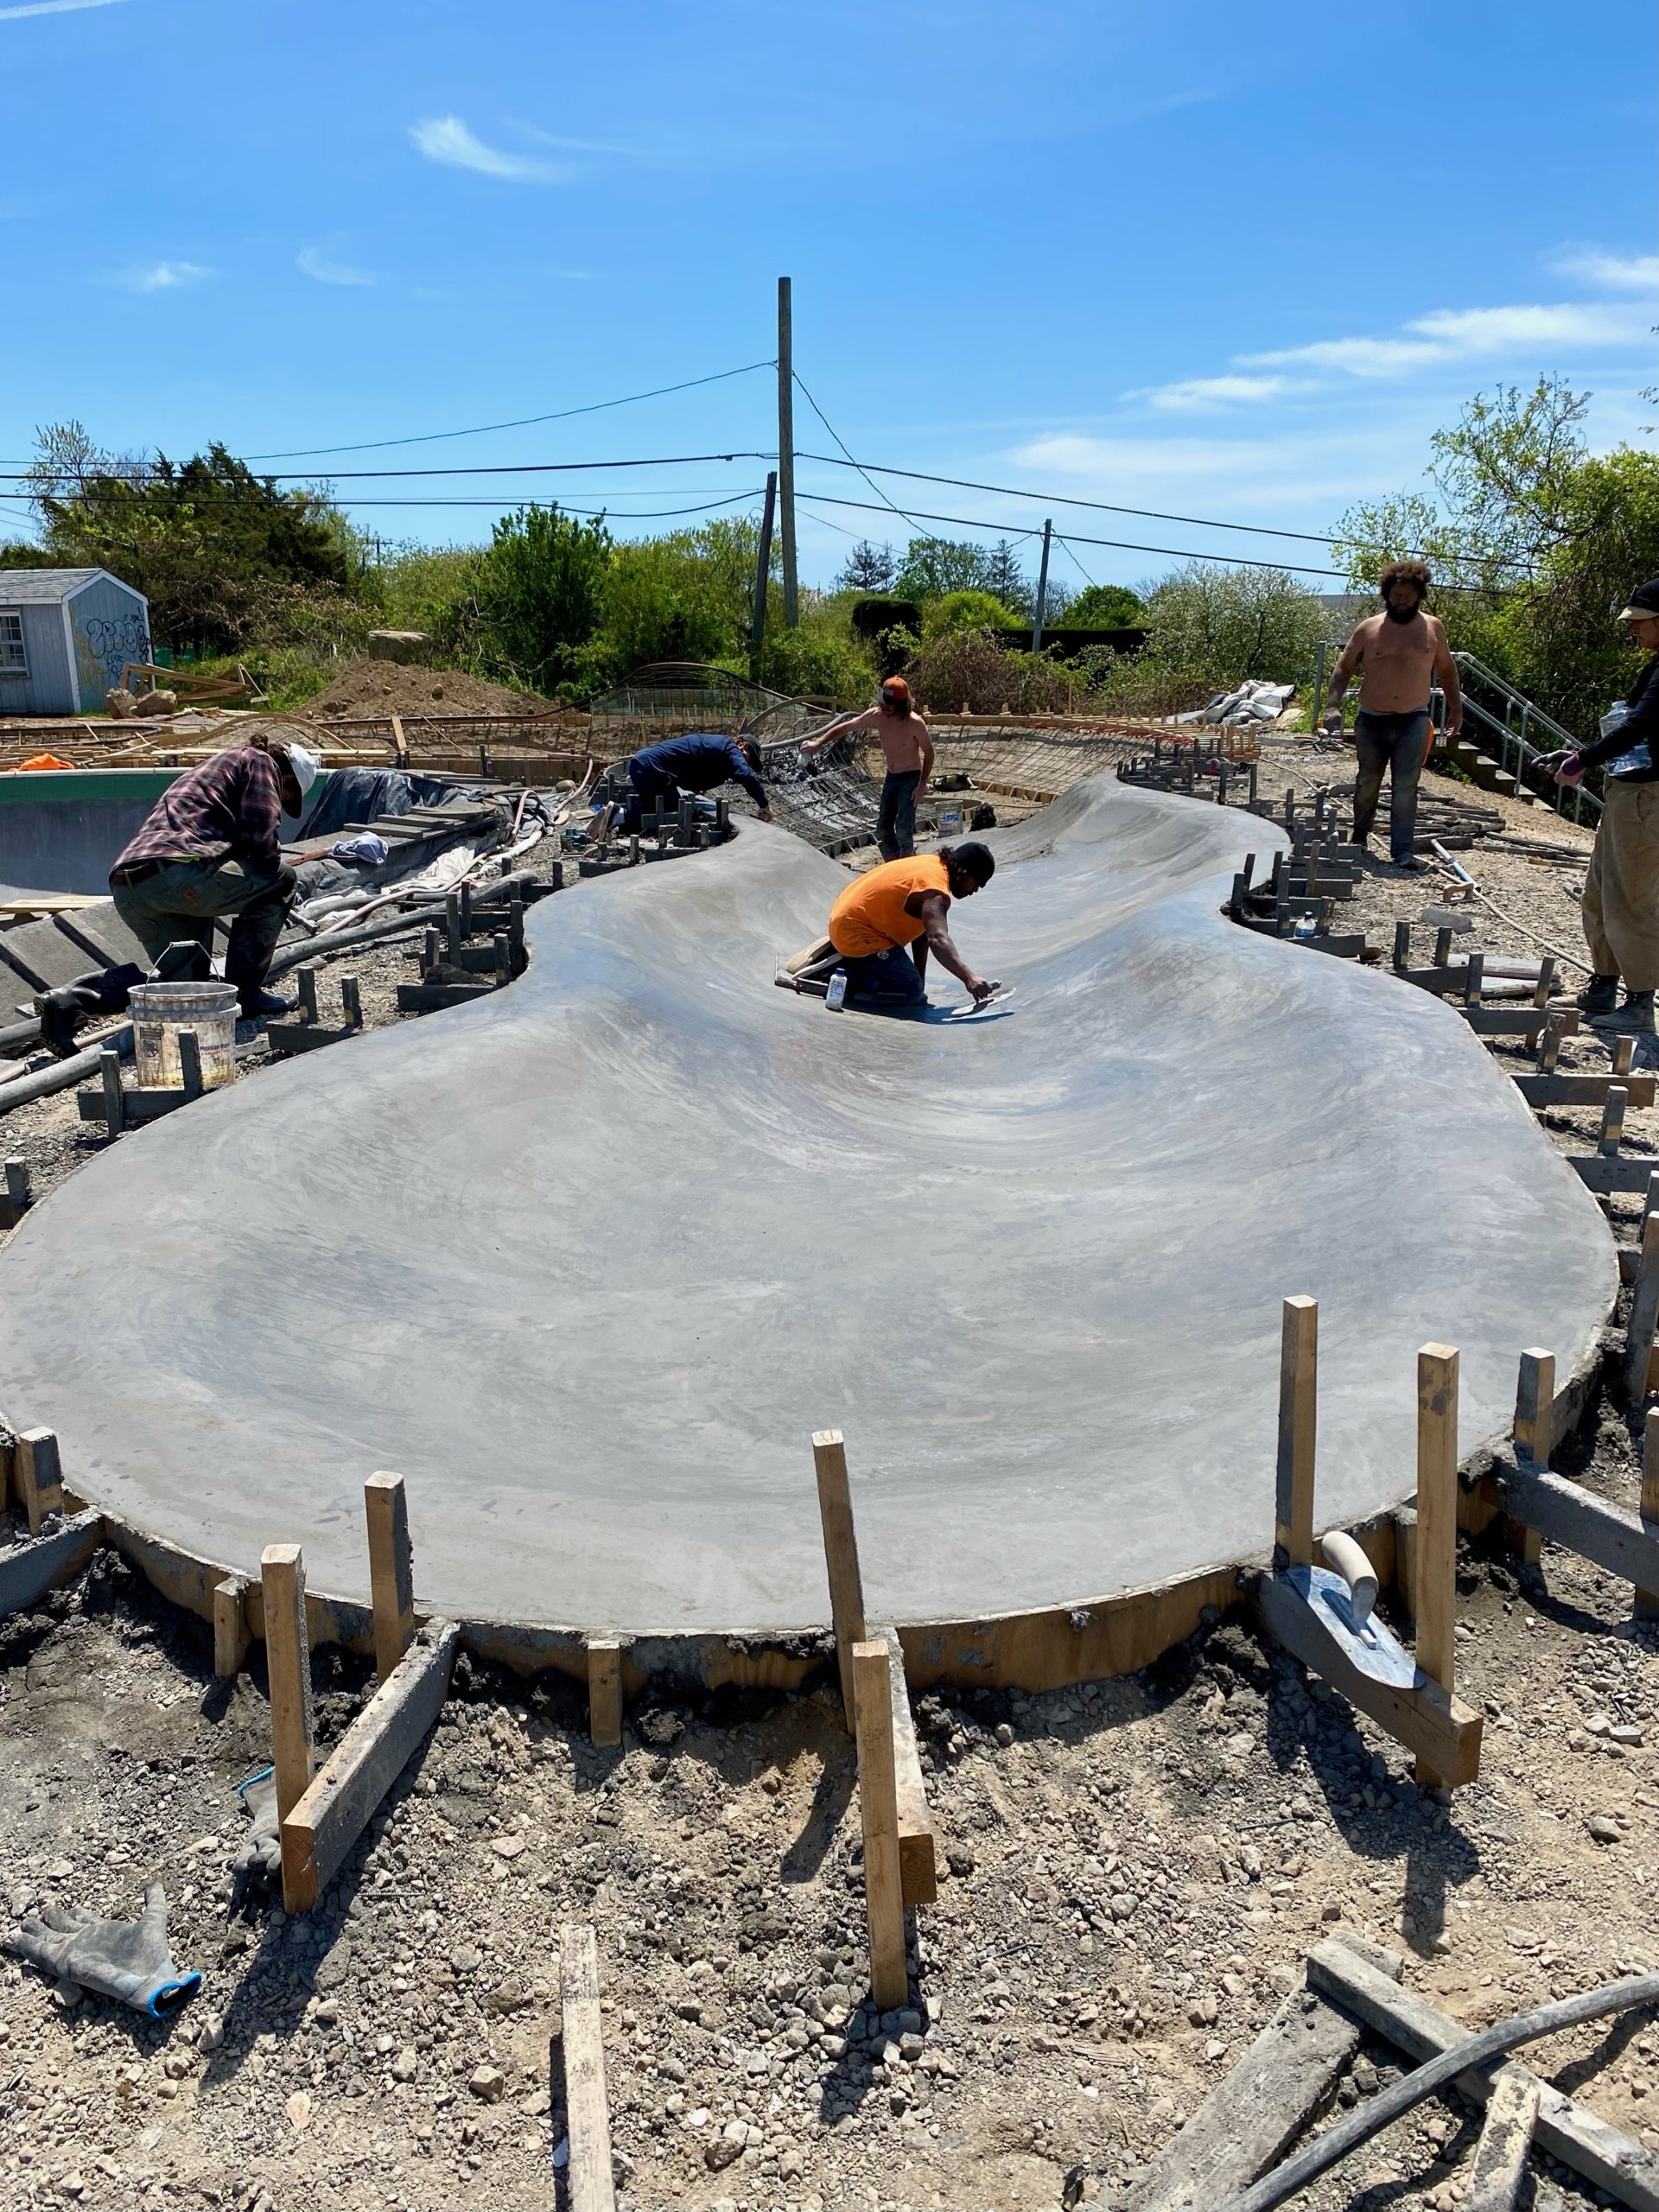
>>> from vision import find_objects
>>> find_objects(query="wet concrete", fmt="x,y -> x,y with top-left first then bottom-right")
0,779 -> 1615,1636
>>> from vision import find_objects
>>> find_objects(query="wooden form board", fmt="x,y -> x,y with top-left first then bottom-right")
558,1923 -> 617,2212
876,1624 -> 937,1907
0,1508 -> 101,1618
279,1619 -> 457,1913
364,1471 -> 415,1683
1121,1990 -> 1361,2211
851,1638 -> 909,2012
1483,1460 -> 1659,1593
1466,2067 -> 1542,2212
587,1637 -> 622,1748
1306,1940 -> 1659,2211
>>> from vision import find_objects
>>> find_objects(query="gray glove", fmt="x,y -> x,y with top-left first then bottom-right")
232,1767 -> 281,1885
5,1880 -> 200,2018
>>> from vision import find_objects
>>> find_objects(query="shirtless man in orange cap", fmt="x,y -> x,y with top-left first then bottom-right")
799,676 -> 934,861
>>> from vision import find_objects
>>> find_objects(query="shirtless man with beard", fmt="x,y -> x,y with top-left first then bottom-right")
1321,558 -> 1463,870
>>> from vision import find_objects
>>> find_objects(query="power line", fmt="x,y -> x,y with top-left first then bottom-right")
3,452 -> 768,487
240,360 -> 777,461
790,372 -> 925,536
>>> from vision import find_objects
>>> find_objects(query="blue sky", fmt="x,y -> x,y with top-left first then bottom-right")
1,0 -> 1654,594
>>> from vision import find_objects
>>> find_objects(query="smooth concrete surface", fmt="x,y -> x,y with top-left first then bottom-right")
0,779 -> 1616,1636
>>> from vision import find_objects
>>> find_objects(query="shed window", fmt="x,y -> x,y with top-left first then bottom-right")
0,611 -> 25,677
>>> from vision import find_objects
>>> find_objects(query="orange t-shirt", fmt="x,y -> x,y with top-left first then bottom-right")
829,854 -> 950,957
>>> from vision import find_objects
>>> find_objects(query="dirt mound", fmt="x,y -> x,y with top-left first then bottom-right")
302,658 -> 559,721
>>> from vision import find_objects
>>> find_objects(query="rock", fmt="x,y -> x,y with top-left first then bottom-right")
451,1945 -> 483,1974
706,2120 -> 748,2171
1589,1815 -> 1623,1845
285,2090 -> 312,2132
484,1976 -> 531,2015
995,1725 -> 1014,1747
54,1978 -> 82,2011
391,2047 -> 418,2082
1612,1726 -> 1644,1747
491,1834 -> 526,1859
899,2031 -> 925,2061
366,631 -> 432,664
468,2064 -> 507,2104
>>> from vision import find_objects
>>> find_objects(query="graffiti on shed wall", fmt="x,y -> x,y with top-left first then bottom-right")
74,611 -> 152,700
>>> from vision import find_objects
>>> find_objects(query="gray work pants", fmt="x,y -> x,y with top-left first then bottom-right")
111,856 -> 296,997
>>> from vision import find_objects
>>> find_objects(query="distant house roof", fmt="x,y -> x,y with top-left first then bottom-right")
0,567 -> 144,605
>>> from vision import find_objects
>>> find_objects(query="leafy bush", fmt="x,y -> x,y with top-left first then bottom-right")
903,628 -> 1075,715
922,589 -> 1022,639
749,618 -> 874,702
1066,582 -> 1146,628
454,507 -> 612,695
1139,563 -> 1332,689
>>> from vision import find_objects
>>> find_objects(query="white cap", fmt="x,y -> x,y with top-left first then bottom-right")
278,740 -> 321,797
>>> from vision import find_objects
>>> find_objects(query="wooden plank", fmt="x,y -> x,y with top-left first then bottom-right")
1305,1940 -> 1659,2212
1515,1071 -> 1657,1108
851,1638 -> 909,2011
364,1471 -> 415,1684
1466,2065 -> 1541,2212
1486,1462 -> 1659,1592
1255,1573 -> 1482,1787
1415,1344 -> 1459,1788
213,1573 -> 249,1678
279,1618 -> 457,1913
1626,1210 -> 1659,1404
1464,1006 -> 1579,1037
877,1624 -> 937,1907
394,981 -> 499,1012
261,1544 -> 316,1834
1275,1297 -> 1318,1567
1570,1154 -> 1659,1195
1121,1993 -> 1361,2211
813,1430 -> 868,1732
1640,1407 -> 1659,1621
587,1637 -> 622,1748
558,1923 -> 617,2212
1513,1349 -> 1554,1466
15,1425 -> 63,1535
0,1509 -> 101,1618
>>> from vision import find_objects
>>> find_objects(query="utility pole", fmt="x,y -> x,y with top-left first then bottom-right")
778,277 -> 798,628
1032,518 -> 1053,652
750,471 -> 777,682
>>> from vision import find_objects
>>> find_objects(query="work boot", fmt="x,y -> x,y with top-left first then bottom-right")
1579,974 -> 1620,1020
238,989 -> 290,1020
1623,990 -> 1656,1034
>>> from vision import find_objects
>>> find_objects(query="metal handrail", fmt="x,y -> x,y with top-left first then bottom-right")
1444,653 -> 1600,825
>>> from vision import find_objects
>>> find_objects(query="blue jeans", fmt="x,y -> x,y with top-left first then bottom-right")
840,945 -> 926,1006
1353,709 -> 1429,862
876,771 -> 920,861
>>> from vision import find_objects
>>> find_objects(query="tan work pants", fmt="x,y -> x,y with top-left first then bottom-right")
1583,779 -> 1659,990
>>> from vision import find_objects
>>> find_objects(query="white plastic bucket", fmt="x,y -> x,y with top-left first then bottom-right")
128,982 -> 240,1091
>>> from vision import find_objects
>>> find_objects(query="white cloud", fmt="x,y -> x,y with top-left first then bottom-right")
1245,300 -> 1649,378
1550,247 -> 1659,294
0,0 -> 127,19
298,245 -> 375,288
410,115 -> 569,183
117,259 -> 212,293
1133,373 -> 1302,413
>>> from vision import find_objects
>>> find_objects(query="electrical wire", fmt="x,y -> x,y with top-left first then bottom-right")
1052,531 -> 1099,589
3,452 -> 767,486
239,360 -> 777,461
791,372 -> 925,536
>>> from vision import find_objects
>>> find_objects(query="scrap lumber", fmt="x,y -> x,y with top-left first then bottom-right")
878,1625 -> 937,1906
1515,1071 -> 1656,1108
558,1923 -> 618,2212
261,1543 -> 317,1831
1414,1344 -> 1459,1789
364,1471 -> 415,1683
812,1428 -> 868,1731
1466,2066 -> 1542,2212
15,1424 -> 63,1535
0,1509 -> 101,1618
1121,1990 -> 1362,2211
851,1637 -> 909,2011
1274,1295 -> 1317,1567
1485,1459 -> 1659,1594
1569,1154 -> 1659,1195
1305,1939 -> 1659,2212
279,1618 -> 458,1913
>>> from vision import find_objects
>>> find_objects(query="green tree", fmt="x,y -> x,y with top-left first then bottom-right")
1333,377 -> 1659,734
834,539 -> 896,593
893,535 -> 992,601
1065,582 -> 1147,628
461,505 -> 612,695
1141,563 -> 1332,688
922,588 -> 1022,638
980,539 -> 1032,616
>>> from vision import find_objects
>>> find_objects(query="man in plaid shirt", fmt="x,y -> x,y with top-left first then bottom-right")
110,737 -> 319,1016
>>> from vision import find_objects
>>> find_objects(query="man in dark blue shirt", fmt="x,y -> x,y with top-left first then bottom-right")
624,734 -> 772,829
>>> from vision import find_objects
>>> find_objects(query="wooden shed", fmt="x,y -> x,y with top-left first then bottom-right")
0,568 -> 152,717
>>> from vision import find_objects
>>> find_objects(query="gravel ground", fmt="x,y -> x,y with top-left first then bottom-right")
4,766 -> 1659,2212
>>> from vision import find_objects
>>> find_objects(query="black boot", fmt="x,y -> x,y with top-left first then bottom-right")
1623,989 -> 1656,1034
1579,974 -> 1619,1020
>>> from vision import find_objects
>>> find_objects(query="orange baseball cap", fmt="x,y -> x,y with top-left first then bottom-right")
880,675 -> 911,701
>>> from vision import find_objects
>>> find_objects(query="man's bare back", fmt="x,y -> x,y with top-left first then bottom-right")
801,702 -> 932,781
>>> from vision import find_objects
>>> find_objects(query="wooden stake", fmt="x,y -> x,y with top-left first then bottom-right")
297,969 -> 319,1025
1637,1407 -> 1659,1622
1600,1085 -> 1628,1154
340,975 -> 361,1027
16,1427 -> 63,1535
1613,1032 -> 1637,1077
261,1543 -> 315,1823
852,1638 -> 908,2012
1510,1349 -> 1553,1567
213,1574 -> 249,1678
1624,1207 -> 1659,1405
813,1430 -> 868,1732
1532,955 -> 1556,1011
1415,1344 -> 1459,1788
100,1048 -> 124,1137
587,1637 -> 622,1747
1274,1297 -> 1318,1569
364,1471 -> 415,1684
177,1029 -> 202,1101
558,1923 -> 617,2212
1538,1014 -> 1564,1074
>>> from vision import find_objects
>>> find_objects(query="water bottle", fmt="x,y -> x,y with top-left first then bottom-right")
1602,699 -> 1649,779
1294,912 -> 1319,942
825,972 -> 849,1011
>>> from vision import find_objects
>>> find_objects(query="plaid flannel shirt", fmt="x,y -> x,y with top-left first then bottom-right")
111,747 -> 285,875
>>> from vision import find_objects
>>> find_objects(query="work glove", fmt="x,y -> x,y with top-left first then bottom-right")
5,1880 -> 200,2018
232,1766 -> 282,1887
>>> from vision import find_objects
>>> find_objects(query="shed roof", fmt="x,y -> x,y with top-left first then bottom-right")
0,568 -> 143,606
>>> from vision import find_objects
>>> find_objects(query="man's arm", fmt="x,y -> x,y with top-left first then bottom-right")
1431,620 -> 1461,739
723,741 -> 772,817
1321,624 -> 1369,728
914,719 -> 935,798
800,708 -> 874,756
913,891 -> 993,1002
238,751 -> 284,869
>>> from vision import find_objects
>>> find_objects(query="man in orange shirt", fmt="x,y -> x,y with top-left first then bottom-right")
811,842 -> 998,1007
800,675 -> 934,861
